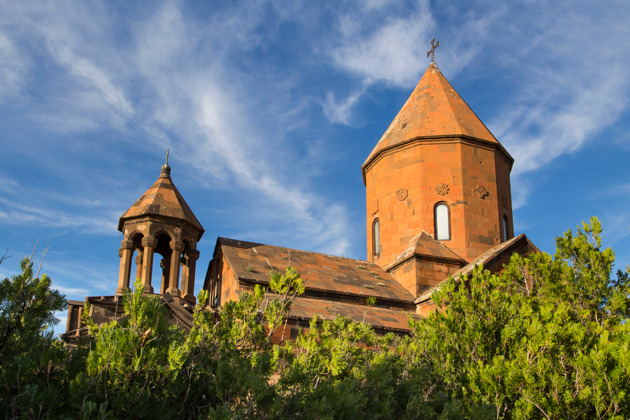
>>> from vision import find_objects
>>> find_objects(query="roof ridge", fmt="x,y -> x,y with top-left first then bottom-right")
436,68 -> 498,143
217,237 -> 378,266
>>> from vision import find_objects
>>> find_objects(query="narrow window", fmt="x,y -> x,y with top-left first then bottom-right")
372,218 -> 380,255
502,215 -> 510,242
435,203 -> 450,240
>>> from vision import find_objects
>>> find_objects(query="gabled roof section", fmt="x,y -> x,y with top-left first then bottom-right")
217,237 -> 416,306
363,63 -> 502,172
118,165 -> 204,235
415,233 -> 540,304
385,231 -> 467,271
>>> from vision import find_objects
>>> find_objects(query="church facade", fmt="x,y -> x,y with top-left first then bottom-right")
62,60 -> 538,342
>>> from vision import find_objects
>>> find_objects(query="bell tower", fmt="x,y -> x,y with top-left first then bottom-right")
116,155 -> 204,304
363,59 -> 514,268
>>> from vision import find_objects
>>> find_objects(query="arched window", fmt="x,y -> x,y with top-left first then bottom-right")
502,215 -> 510,242
372,218 -> 380,256
434,203 -> 450,240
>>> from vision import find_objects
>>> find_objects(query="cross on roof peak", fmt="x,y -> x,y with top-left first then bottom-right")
427,38 -> 439,64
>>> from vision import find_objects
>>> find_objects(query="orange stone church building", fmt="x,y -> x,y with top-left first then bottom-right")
62,59 -> 538,342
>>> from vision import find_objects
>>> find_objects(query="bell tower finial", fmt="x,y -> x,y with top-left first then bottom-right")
427,38 -> 439,64
161,149 -> 171,178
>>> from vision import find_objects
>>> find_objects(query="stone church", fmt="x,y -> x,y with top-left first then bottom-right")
62,59 -> 538,343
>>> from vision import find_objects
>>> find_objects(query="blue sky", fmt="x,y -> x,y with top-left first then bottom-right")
1,0 -> 629,332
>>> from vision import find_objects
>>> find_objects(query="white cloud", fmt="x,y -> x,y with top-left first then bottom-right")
0,0 -> 355,256
0,196 -> 117,235
322,86 -> 368,125
322,1 -> 501,125
0,32 -> 27,99
499,63 -> 628,177
482,1 -> 630,206
331,3 -> 434,88
48,44 -> 134,117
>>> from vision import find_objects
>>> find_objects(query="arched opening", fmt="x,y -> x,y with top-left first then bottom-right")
153,233 -> 173,295
372,218 -> 380,256
434,202 -> 450,240
130,233 -> 144,287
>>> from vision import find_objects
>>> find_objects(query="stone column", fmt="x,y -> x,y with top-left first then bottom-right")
141,237 -> 158,293
166,240 -> 183,297
75,306 -> 83,336
181,249 -> 199,304
116,239 -> 134,295
135,253 -> 143,285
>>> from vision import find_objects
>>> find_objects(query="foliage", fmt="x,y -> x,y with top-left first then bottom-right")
76,266 -> 306,419
0,254 -> 68,418
0,218 -> 628,418
412,217 -> 630,419
73,279 -> 186,418
272,316 -> 453,419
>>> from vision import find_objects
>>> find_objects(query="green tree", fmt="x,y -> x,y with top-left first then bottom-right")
72,280 -> 185,418
0,251 -> 68,418
73,266 -> 306,419
412,217 -> 630,419
173,266 -> 305,418
3,218 -> 627,418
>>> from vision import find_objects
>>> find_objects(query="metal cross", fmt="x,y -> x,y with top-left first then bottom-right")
427,38 -> 439,63
165,149 -> 170,165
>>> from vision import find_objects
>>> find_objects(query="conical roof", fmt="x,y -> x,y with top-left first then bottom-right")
118,164 -> 204,237
363,63 -> 500,170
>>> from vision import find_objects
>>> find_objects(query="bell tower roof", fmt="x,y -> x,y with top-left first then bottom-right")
118,162 -> 204,239
362,63 -> 507,174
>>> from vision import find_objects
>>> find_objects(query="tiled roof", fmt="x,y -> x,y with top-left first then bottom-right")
415,233 -> 539,303
278,294 -> 416,334
385,231 -> 467,270
118,165 -> 204,237
217,237 -> 416,306
363,63 -> 505,171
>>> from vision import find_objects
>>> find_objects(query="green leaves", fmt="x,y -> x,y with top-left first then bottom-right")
412,218 -> 630,419
0,255 -> 68,418
1,219 -> 628,418
269,266 -> 305,296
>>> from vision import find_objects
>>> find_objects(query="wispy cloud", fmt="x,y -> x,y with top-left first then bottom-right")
322,85 -> 369,126
485,1 -> 630,207
0,32 -> 27,99
0,200 -> 117,236
331,4 -> 435,87
0,0 -> 357,256
1,0 -> 629,271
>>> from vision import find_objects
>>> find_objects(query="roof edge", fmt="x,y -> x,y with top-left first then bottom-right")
384,251 -> 467,273
361,134 -> 514,185
413,233 -> 539,304
237,277 -> 416,308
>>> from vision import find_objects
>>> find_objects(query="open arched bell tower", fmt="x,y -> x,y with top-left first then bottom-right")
116,156 -> 204,304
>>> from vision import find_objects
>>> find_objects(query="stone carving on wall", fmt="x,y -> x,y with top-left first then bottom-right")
474,185 -> 489,199
395,188 -> 408,201
434,183 -> 449,196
